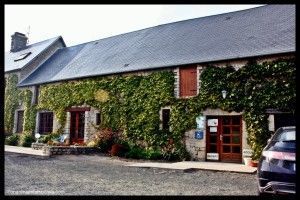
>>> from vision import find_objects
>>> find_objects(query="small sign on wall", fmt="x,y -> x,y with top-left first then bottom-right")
208,119 -> 218,126
207,153 -> 219,160
196,115 -> 206,129
195,130 -> 203,140
242,149 -> 253,157
209,127 -> 217,132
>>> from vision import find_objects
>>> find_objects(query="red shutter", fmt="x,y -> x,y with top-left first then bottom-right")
179,66 -> 197,97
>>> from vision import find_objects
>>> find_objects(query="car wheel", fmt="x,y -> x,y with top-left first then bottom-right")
257,187 -> 270,197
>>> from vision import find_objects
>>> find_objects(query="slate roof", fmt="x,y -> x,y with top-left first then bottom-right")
19,5 -> 295,87
5,36 -> 65,72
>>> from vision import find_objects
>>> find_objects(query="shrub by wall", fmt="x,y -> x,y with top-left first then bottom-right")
18,131 -> 36,147
5,134 -> 20,146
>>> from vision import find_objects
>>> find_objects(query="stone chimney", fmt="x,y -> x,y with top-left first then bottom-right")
11,32 -> 28,52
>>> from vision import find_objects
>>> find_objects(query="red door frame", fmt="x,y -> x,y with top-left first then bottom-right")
206,116 -> 242,163
70,111 -> 85,144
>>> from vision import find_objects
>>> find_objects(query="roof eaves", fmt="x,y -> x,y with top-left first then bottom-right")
18,50 -> 295,88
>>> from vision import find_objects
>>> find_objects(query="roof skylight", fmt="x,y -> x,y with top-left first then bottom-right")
14,52 -> 32,62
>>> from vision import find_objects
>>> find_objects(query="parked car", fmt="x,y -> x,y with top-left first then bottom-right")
257,126 -> 296,195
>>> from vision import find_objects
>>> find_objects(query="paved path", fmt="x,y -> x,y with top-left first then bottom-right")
5,145 -> 256,173
126,161 -> 257,173
5,145 -> 49,157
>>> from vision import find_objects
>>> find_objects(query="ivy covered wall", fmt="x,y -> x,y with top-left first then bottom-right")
38,71 -> 190,159
4,74 -> 20,133
4,58 -> 295,160
4,74 -> 37,134
182,58 -> 295,159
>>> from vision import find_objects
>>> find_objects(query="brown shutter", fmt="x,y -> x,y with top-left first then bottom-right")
179,66 -> 197,97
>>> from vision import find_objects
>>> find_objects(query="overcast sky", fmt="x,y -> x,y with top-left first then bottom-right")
5,4 -> 264,52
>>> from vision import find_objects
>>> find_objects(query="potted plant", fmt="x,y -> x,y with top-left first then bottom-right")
243,157 -> 252,166
110,143 -> 123,156
250,159 -> 258,167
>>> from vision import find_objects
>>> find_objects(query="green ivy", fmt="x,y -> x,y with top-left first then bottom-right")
197,58 -> 295,159
4,58 -> 295,160
4,74 -> 20,133
20,90 -> 37,132
4,74 -> 37,134
173,58 -> 295,160
38,72 -> 181,155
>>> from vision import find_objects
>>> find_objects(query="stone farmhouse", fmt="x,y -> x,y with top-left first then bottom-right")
5,5 -> 295,162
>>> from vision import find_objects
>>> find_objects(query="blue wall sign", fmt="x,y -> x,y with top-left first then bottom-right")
195,131 -> 203,140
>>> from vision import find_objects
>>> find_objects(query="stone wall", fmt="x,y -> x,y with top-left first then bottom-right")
32,142 -> 47,150
45,146 -> 99,155
31,144 -> 99,156
173,67 -> 179,98
84,107 -> 99,143
185,129 -> 206,161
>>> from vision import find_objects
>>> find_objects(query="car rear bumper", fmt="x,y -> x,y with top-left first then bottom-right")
258,180 -> 295,194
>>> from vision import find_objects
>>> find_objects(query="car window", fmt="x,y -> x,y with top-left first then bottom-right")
273,130 -> 295,141
270,141 -> 296,151
267,129 -> 296,152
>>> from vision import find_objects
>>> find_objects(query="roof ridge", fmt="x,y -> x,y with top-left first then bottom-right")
5,35 -> 63,54
65,5 -> 267,48
26,36 -> 62,48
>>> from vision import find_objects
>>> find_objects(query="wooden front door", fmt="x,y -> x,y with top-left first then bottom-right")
70,111 -> 85,144
206,116 -> 242,163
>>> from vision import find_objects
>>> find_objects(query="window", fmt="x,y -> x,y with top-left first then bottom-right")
14,52 -> 32,62
39,112 -> 53,134
16,111 -> 24,133
162,109 -> 170,131
179,66 -> 197,97
96,113 -> 101,125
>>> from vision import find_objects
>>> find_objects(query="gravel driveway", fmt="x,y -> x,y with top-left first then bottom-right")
5,152 -> 258,195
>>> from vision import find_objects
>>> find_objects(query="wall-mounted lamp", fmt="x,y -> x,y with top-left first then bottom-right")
221,90 -> 227,99
18,100 -> 22,106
